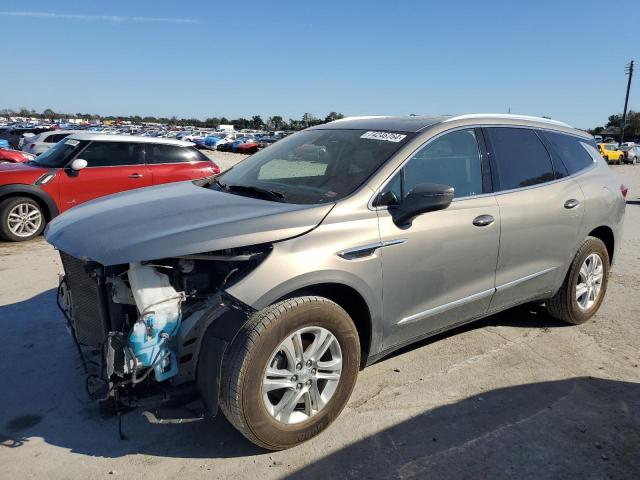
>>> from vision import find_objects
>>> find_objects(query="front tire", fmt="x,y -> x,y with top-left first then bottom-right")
0,196 -> 45,242
218,296 -> 360,450
546,236 -> 609,325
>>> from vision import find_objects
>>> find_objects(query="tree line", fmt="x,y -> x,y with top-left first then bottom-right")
0,107 -> 345,131
588,110 -> 640,139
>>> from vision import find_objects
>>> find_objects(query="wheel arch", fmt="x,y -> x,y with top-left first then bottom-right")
276,282 -> 373,368
0,184 -> 59,222
588,225 -> 615,263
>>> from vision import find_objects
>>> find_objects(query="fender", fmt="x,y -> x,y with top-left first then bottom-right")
175,292 -> 255,416
0,184 -> 59,220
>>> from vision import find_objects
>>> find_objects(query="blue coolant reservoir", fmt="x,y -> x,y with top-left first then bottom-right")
127,263 -> 184,382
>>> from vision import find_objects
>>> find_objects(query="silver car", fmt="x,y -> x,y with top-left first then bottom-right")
46,114 -> 626,450
21,130 -> 76,156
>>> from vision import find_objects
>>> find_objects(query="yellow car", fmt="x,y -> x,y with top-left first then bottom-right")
598,143 -> 624,164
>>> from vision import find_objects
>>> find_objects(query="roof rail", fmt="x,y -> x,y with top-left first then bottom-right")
332,115 -> 391,122
442,114 -> 573,129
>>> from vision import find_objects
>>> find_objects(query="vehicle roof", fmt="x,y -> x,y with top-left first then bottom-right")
37,129 -> 79,136
315,115 -> 449,133
66,133 -> 194,146
315,113 -> 581,135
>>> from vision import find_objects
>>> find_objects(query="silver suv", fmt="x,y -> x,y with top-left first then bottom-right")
46,114 -> 626,450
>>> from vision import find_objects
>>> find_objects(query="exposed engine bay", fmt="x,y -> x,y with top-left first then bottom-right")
57,245 -> 270,410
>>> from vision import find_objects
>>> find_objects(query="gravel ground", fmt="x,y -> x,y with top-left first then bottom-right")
0,163 -> 639,480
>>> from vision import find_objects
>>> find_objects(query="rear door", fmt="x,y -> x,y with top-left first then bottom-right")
58,141 -> 151,209
145,144 -> 216,185
484,127 -> 585,312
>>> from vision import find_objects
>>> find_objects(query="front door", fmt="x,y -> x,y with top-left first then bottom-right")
58,141 -> 151,211
376,128 -> 501,349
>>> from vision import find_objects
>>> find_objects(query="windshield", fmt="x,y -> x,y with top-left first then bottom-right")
31,138 -> 86,168
214,129 -> 413,204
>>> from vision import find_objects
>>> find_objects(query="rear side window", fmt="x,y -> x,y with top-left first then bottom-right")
80,142 -> 145,167
486,127 -> 555,190
146,144 -> 208,164
544,131 -> 595,174
45,133 -> 70,143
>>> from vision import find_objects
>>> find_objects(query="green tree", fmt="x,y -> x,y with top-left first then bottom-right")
268,115 -> 286,130
324,111 -> 344,123
251,115 -> 265,130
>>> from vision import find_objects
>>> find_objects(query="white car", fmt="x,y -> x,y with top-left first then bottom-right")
182,131 -> 212,142
21,130 -> 76,156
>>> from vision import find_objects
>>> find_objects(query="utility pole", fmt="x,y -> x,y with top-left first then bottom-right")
620,60 -> 634,145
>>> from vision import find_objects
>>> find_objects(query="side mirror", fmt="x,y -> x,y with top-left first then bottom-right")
70,158 -> 88,171
390,183 -> 454,227
66,158 -> 87,177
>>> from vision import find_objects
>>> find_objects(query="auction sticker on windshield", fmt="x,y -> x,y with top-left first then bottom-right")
360,131 -> 407,142
65,139 -> 80,147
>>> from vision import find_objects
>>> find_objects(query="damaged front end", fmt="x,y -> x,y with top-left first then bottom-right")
57,245 -> 269,413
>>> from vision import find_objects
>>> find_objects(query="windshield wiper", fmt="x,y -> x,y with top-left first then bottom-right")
225,184 -> 286,202
212,177 -> 227,189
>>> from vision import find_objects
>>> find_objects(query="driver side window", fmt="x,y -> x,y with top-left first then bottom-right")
404,129 -> 483,198
378,129 -> 484,205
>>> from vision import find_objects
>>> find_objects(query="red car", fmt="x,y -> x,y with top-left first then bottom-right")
235,142 -> 262,154
0,134 -> 220,241
0,147 -> 35,164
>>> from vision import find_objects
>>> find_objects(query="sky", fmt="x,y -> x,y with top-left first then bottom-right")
1,0 -> 638,128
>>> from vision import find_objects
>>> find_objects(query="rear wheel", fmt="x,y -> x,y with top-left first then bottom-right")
546,236 -> 609,325
218,296 -> 360,450
0,196 -> 45,242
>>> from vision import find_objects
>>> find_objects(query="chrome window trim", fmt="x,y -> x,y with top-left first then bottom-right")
368,124 -> 596,211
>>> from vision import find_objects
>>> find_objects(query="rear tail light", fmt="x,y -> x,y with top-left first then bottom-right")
621,184 -> 628,198
211,162 -> 221,174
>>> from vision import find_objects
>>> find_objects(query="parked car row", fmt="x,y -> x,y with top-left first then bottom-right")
0,134 -> 220,242
0,121 -> 291,158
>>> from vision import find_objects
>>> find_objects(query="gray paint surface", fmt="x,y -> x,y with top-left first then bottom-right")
45,180 -> 333,265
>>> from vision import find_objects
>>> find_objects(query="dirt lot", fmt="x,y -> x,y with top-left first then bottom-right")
1,159 -> 639,480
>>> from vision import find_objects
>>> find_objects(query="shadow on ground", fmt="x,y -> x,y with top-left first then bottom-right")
287,377 -> 640,479
2,290 -> 639,477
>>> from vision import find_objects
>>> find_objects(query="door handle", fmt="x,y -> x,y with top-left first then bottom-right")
564,199 -> 580,209
472,214 -> 495,227
128,173 -> 144,179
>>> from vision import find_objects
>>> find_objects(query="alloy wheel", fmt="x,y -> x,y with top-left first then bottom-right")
262,326 -> 342,425
7,202 -> 42,237
575,253 -> 604,311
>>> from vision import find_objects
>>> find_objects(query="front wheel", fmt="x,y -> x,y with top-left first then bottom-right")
0,196 -> 45,242
218,296 -> 360,450
546,236 -> 609,325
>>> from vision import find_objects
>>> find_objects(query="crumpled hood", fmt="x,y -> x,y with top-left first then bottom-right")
45,181 -> 334,265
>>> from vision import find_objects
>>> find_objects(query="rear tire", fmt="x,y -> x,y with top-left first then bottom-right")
218,296 -> 360,450
0,196 -> 45,242
546,236 -> 609,325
